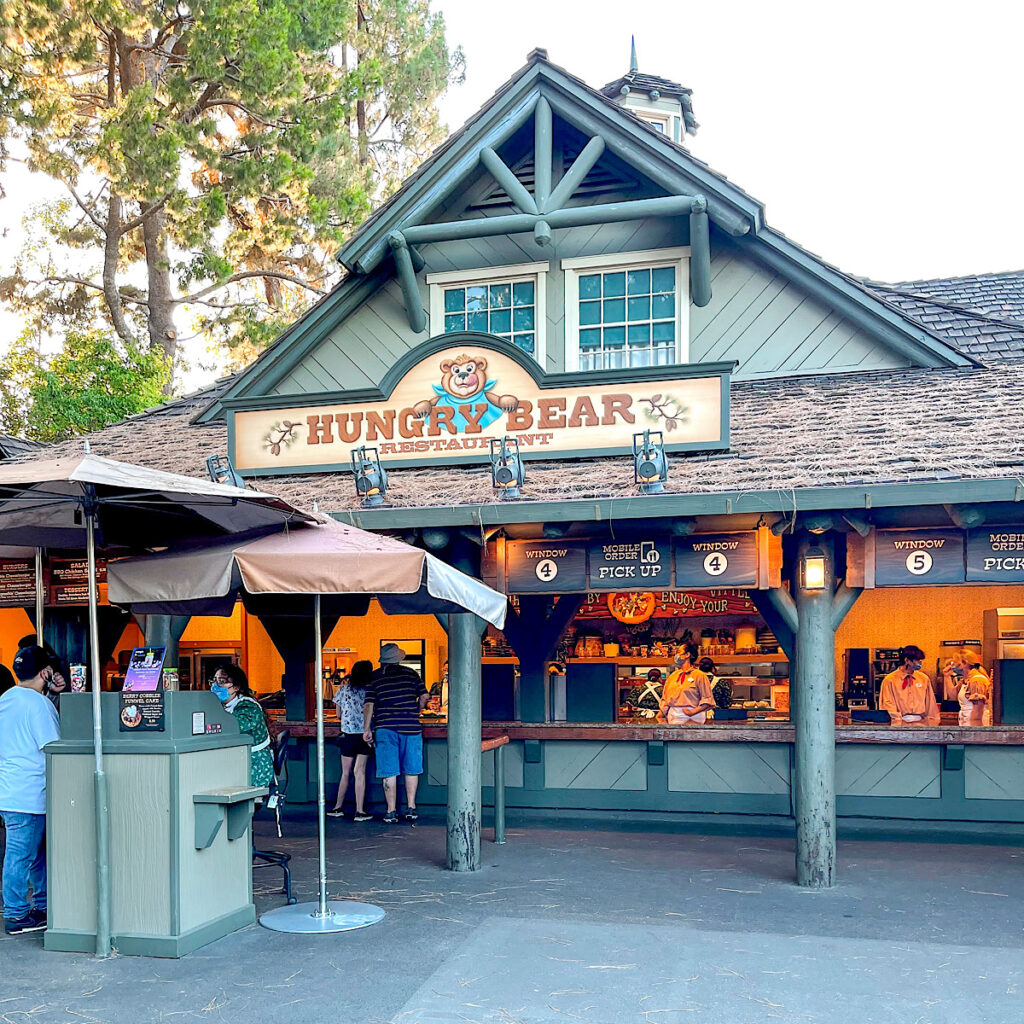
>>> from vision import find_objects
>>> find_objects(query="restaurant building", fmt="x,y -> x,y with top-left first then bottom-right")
7,49 -> 1024,883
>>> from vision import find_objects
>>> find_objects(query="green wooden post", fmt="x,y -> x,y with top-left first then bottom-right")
447,610 -> 482,871
689,197 -> 712,307
792,533 -> 836,888
388,231 -> 426,333
143,615 -> 190,677
493,742 -> 506,845
534,97 -> 553,207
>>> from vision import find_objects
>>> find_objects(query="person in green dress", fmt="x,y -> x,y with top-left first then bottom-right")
211,664 -> 274,788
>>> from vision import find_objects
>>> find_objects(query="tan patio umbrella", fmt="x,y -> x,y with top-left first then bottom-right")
108,518 -> 506,932
0,450 -> 310,954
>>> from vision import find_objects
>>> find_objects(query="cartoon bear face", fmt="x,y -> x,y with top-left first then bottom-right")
441,355 -> 488,399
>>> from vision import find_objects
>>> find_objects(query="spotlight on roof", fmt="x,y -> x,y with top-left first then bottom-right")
633,430 -> 667,495
490,437 -> 524,501
206,454 -> 245,488
351,446 -> 388,507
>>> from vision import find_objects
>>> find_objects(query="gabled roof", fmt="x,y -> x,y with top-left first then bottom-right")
598,72 -> 698,135
864,272 -> 1024,363
195,49 -> 977,423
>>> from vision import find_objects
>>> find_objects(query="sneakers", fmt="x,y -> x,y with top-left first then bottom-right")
382,810 -> 399,824
5,909 -> 46,935
353,810 -> 373,822
326,809 -> 346,818
403,809 -> 418,822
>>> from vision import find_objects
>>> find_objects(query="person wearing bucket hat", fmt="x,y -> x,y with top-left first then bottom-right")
363,644 -> 429,823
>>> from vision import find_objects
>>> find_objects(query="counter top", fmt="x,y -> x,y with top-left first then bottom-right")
271,718 -> 1024,745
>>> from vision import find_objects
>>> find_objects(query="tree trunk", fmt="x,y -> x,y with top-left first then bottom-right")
102,193 -> 133,345
141,206 -> 177,380
356,3 -> 368,164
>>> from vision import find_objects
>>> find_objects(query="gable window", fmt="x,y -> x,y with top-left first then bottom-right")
562,248 -> 689,371
427,262 -> 549,365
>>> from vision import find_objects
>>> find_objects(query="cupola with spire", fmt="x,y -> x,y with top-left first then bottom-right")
600,37 -> 697,143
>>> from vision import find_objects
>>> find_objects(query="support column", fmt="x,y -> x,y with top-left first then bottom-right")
143,614 -> 190,675
792,533 -> 837,888
447,611 -> 483,872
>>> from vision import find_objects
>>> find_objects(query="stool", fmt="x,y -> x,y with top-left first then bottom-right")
253,728 -> 296,905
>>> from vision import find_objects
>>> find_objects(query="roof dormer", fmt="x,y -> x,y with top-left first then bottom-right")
600,38 -> 697,144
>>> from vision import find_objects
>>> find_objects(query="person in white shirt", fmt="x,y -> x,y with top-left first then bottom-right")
0,647 -> 61,935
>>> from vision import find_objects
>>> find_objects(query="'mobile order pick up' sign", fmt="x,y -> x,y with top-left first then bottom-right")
588,539 -> 672,590
967,528 -> 1024,582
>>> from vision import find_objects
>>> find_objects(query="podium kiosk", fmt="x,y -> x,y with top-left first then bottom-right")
44,692 -> 263,957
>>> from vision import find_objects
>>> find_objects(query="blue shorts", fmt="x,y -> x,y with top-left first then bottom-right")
374,729 -> 423,778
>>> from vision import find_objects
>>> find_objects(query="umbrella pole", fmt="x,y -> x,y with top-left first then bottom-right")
86,510 -> 111,956
259,593 -> 385,935
314,592 -> 329,918
34,548 -> 44,642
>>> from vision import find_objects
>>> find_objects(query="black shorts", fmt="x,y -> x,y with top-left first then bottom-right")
339,732 -> 372,758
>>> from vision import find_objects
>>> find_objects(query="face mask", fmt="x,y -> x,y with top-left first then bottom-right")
909,661 -> 923,673
211,682 -> 230,700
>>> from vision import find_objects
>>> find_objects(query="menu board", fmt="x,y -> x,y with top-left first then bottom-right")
119,690 -> 165,732
49,557 -> 107,605
874,529 -> 965,586
506,540 -> 587,593
123,647 -> 166,692
675,534 -> 758,587
0,558 -> 36,607
588,539 -> 672,590
966,528 -> 1024,582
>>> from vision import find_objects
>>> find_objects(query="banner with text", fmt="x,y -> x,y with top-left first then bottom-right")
874,529 -> 965,586
966,528 -> 1024,582
675,533 -> 758,588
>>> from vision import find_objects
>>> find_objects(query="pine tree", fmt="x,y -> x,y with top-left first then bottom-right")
0,0 -> 463,398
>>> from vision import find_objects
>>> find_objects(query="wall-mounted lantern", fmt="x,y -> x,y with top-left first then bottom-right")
351,446 -> 388,507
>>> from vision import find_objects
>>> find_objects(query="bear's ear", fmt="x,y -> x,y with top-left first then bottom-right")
475,357 -> 487,373
440,359 -> 454,372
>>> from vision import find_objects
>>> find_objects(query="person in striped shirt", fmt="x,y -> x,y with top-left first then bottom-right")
362,644 -> 429,823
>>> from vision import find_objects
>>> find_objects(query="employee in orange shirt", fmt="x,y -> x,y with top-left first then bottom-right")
878,644 -> 940,726
659,642 -> 715,725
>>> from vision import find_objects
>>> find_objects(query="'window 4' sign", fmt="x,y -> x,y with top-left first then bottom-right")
675,534 -> 758,587
505,541 -> 588,593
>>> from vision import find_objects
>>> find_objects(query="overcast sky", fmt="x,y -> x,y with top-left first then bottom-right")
1,0 -> 1020,382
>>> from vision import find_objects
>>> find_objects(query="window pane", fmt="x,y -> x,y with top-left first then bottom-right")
512,280 -> 535,306
513,306 -> 535,331
654,346 -> 673,366
603,272 -> 626,298
627,323 -> 651,346
652,266 -> 675,292
489,309 -> 511,334
652,321 -> 675,342
580,300 -> 601,326
627,269 -> 651,296
466,285 -> 488,312
444,288 -> 465,313
603,326 -> 626,348
628,348 -> 652,368
603,298 -> 625,322
579,274 -> 601,300
514,333 -> 535,353
444,313 -> 465,333
627,296 -> 651,321
652,292 -> 675,319
580,328 -> 602,349
467,311 -> 488,332
489,283 -> 511,308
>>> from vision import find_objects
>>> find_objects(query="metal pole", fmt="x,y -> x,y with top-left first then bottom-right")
493,743 -> 506,845
313,593 -> 329,918
793,533 -> 837,889
34,548 -> 44,643
86,509 -> 111,954
447,613 -> 482,871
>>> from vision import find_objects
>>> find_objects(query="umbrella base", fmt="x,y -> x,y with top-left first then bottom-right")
259,900 -> 385,934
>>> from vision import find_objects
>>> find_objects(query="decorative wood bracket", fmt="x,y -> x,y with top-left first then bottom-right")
386,102 -> 716,332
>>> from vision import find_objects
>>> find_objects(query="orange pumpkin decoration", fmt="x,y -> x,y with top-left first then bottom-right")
607,592 -> 657,624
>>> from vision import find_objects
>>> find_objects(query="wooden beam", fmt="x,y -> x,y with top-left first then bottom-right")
689,199 -> 712,307
543,135 -> 606,213
533,97 -> 553,207
480,146 -> 539,215
387,232 -> 426,333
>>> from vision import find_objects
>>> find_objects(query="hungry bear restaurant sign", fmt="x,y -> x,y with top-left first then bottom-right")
231,337 -> 731,473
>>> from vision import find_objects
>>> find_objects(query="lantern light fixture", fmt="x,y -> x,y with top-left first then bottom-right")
206,454 -> 245,488
490,437 -> 524,500
351,446 -> 388,507
799,545 -> 828,591
633,429 -> 668,495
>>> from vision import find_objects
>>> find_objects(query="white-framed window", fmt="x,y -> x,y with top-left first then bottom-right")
562,247 -> 690,372
427,262 -> 549,365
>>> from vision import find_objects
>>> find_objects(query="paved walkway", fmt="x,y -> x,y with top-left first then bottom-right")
3,815 -> 1023,1023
